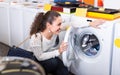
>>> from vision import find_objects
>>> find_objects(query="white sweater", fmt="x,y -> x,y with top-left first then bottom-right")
28,32 -> 65,61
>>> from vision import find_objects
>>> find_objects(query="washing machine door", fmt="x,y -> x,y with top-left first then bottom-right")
62,27 -> 77,67
62,26 -> 101,67
73,27 -> 100,58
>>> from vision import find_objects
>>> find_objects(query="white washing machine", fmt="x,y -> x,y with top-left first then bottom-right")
111,22 -> 120,75
62,16 -> 120,75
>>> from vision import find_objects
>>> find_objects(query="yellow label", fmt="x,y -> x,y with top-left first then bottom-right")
65,2 -> 71,4
114,38 -> 120,48
44,4 -> 52,11
75,8 -> 87,17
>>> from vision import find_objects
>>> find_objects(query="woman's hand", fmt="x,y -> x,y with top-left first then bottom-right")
89,19 -> 105,28
59,42 -> 68,54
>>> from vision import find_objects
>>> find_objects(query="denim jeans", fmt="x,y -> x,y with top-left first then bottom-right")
39,57 -> 69,75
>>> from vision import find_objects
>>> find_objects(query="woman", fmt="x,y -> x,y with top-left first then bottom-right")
28,10 -> 105,75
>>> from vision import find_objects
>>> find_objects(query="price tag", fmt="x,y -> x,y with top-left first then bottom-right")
44,4 -> 52,11
114,38 -> 120,48
75,8 -> 87,17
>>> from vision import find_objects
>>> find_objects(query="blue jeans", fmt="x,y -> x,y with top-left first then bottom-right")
39,57 -> 69,75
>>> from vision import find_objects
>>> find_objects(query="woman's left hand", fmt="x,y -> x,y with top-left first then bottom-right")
89,19 -> 105,28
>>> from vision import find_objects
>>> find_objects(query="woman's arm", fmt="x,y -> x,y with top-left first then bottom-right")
89,19 -> 105,28
60,19 -> 105,30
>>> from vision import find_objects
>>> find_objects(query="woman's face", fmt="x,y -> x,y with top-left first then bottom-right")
49,16 -> 62,34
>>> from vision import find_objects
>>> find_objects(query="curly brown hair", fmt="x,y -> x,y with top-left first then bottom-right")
30,10 -> 61,36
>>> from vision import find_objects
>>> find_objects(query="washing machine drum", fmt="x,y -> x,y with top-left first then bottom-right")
69,28 -> 100,56
0,57 -> 45,75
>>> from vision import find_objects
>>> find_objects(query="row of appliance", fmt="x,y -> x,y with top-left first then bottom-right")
0,1 -> 120,75
62,16 -> 120,75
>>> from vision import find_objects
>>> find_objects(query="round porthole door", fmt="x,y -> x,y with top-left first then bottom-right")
69,27 -> 102,61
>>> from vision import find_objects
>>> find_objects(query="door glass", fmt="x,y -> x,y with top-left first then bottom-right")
70,31 -> 100,56
80,33 -> 100,56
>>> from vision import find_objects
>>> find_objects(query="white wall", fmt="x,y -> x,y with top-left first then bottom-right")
104,0 -> 120,9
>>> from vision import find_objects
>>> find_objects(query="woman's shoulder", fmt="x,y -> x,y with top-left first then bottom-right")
31,33 -> 42,39
30,33 -> 42,45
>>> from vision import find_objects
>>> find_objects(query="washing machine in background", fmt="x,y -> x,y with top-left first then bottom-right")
111,22 -> 120,75
62,16 -> 120,75
0,57 -> 45,75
